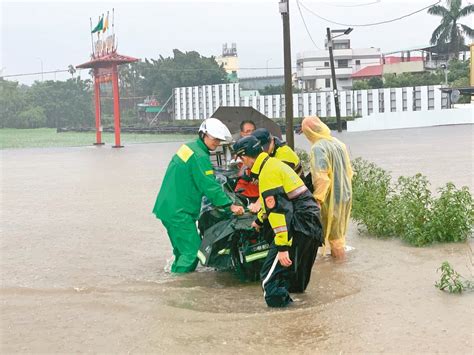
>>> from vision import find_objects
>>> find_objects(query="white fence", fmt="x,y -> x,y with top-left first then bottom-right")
174,83 -> 240,120
174,84 -> 449,120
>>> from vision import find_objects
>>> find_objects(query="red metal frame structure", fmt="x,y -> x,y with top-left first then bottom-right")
77,13 -> 138,148
77,53 -> 138,147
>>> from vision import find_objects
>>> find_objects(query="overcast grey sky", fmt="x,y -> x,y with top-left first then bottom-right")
2,0 -> 470,84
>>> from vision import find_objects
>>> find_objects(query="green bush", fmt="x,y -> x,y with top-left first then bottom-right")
393,174 -> 433,246
351,158 -> 473,246
351,158 -> 395,237
428,183 -> 473,243
352,80 -> 370,90
435,261 -> 473,294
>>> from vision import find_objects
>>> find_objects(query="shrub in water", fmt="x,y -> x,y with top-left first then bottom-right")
351,158 -> 473,247
351,158 -> 395,237
393,174 -> 433,246
428,183 -> 473,243
435,261 -> 473,293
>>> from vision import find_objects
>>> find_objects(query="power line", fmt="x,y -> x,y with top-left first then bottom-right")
0,66 -> 359,78
1,69 -> 70,78
2,61 -> 386,80
296,0 -> 322,50
324,0 -> 381,8
299,0 -> 441,27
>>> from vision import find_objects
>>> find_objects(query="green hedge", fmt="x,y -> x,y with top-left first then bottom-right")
351,158 -> 473,247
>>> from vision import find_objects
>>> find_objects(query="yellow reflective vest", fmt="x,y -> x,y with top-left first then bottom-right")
251,152 -> 310,251
271,139 -> 303,176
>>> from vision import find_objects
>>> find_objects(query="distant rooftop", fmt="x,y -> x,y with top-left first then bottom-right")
383,43 -> 470,55
351,65 -> 383,79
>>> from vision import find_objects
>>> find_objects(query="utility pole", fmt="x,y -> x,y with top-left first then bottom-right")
266,58 -> 272,77
280,0 -> 294,149
326,27 -> 342,133
36,57 -> 44,82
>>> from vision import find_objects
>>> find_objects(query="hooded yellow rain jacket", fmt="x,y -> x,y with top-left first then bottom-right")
301,116 -> 353,252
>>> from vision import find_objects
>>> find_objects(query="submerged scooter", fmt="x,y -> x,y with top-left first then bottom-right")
197,155 -> 270,281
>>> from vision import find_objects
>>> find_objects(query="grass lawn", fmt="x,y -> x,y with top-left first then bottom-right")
0,128 -> 192,149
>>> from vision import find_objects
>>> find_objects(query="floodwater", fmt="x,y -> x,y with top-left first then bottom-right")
1,125 -> 473,353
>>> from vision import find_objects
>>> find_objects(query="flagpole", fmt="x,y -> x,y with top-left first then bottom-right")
112,8 -> 115,37
97,15 -> 101,40
90,17 -> 94,58
112,8 -> 116,52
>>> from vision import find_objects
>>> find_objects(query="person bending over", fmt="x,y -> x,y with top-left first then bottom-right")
233,135 -> 323,307
153,118 -> 244,273
301,116 -> 353,260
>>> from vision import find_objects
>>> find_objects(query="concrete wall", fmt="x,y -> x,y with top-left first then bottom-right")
383,61 -> 424,75
347,106 -> 474,132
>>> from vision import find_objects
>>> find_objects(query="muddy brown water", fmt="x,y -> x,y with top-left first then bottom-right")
1,125 -> 473,353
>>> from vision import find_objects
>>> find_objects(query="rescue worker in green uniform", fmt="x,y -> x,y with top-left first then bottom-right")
252,128 -> 303,176
233,136 -> 323,307
153,118 -> 245,273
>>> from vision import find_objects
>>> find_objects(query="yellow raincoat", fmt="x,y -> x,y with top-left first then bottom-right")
301,116 -> 353,254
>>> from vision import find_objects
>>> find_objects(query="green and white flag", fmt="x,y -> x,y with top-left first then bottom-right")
91,16 -> 104,33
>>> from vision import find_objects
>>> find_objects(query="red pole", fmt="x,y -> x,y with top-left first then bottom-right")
111,64 -> 123,148
93,72 -> 104,145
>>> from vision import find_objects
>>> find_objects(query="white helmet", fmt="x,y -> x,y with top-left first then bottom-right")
199,118 -> 232,142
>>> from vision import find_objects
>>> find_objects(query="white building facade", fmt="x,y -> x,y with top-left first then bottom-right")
174,83 -> 448,120
296,33 -> 381,91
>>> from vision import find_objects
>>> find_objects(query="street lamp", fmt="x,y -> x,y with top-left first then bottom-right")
35,57 -> 44,81
343,27 -> 353,36
266,58 -> 272,77
326,27 -> 353,132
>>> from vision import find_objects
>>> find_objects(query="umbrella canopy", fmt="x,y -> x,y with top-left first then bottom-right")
212,106 -> 282,140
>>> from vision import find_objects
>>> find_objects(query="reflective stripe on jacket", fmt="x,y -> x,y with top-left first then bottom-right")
153,138 -> 232,222
251,152 -> 308,251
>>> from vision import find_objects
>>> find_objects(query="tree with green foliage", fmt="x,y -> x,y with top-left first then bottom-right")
383,71 -> 444,88
0,77 -> 94,129
119,62 -> 147,97
139,49 -> 228,104
17,107 -> 47,128
367,76 -> 384,89
352,80 -> 371,90
0,79 -> 27,128
428,0 -> 474,59
26,78 -> 94,128
258,84 -> 302,95
446,59 -> 470,83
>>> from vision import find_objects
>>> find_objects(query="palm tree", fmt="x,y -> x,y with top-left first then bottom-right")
67,64 -> 76,78
428,0 -> 474,59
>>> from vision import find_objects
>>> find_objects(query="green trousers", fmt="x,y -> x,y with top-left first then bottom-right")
162,217 -> 200,273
